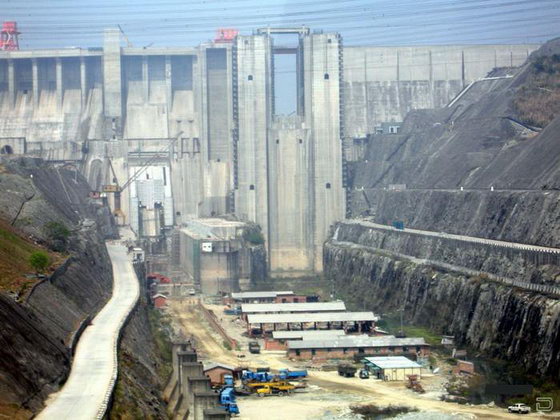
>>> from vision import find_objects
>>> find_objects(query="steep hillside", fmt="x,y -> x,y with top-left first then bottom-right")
348,38 -> 560,245
0,157 -> 117,417
328,38 -> 560,379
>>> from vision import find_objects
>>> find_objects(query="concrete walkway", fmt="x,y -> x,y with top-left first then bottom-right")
37,242 -> 139,420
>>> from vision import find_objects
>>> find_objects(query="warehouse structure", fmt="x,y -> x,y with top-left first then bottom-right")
246,311 -> 377,335
286,336 -> 429,360
265,329 -> 348,350
228,291 -> 300,304
240,301 -> 345,320
362,356 -> 423,381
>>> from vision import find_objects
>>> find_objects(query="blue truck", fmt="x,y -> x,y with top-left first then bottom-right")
219,375 -> 239,415
242,369 -> 307,382
278,369 -> 308,380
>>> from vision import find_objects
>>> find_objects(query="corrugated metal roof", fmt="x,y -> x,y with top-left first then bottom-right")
242,301 -> 346,314
363,356 -> 421,369
231,291 -> 294,299
247,311 -> 378,324
272,330 -> 347,340
202,362 -> 236,372
287,335 -> 428,350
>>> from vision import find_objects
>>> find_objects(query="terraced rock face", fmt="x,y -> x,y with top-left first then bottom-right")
324,241 -> 560,377
0,157 -> 117,416
330,38 -> 560,378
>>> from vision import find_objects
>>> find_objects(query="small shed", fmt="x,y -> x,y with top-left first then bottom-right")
363,356 -> 422,381
203,362 -> 236,386
152,293 -> 168,309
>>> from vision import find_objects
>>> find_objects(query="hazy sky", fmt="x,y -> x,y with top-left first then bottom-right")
3,0 -> 559,49
4,0 -> 558,114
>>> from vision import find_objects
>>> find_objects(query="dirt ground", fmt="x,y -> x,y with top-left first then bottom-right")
166,300 -> 548,420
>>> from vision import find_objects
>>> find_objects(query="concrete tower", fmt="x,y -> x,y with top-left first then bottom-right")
234,28 -> 346,274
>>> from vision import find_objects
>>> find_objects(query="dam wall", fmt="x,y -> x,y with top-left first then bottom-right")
343,44 -> 539,138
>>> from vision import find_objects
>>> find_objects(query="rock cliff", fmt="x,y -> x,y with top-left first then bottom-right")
328,38 -> 560,378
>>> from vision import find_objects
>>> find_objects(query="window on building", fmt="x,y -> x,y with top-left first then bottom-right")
295,349 -> 300,356
358,348 -> 365,354
293,298 -> 299,303
416,346 -> 421,352
403,346 -> 409,352
249,184 -> 255,190
324,73 -> 329,80
311,349 -> 316,356
281,298 -> 287,303
326,183 -> 331,189
298,139 -> 303,144
276,139 -> 279,144
343,348 -> 348,354
248,75 -> 253,81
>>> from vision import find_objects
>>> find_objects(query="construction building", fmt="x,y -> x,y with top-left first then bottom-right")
286,336 -> 430,360
240,301 -> 346,320
264,329 -> 347,351
178,218 -> 250,294
246,311 -> 377,335
228,291 -> 298,304
362,356 -> 423,381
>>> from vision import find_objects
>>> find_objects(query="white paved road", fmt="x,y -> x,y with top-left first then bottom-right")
37,242 -> 139,420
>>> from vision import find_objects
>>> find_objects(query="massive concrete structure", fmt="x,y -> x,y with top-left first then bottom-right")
0,26 -> 538,275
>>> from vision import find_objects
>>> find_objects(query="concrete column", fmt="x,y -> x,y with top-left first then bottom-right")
32,59 -> 39,108
178,350 -> 198,364
7,60 -> 15,107
203,408 -> 230,420
80,57 -> 87,108
188,377 -> 212,408
165,55 -> 172,107
142,55 -> 149,103
180,362 -> 204,400
193,392 -> 219,420
102,28 -> 122,121
56,57 -> 63,109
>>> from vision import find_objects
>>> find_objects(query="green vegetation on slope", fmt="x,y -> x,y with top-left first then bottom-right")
514,53 -> 560,128
0,219 -> 61,295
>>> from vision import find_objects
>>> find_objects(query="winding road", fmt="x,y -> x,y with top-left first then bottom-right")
37,242 -> 139,420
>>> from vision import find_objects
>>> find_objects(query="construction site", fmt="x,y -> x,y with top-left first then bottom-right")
2,1 -> 560,417
158,291 -> 538,419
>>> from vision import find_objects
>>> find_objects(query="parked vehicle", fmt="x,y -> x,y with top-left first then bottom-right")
278,369 -> 307,380
255,382 -> 296,397
248,341 -> 261,354
359,368 -> 369,379
224,307 -> 242,316
219,387 -> 239,415
188,288 -> 196,296
337,364 -> 357,377
508,403 -> 530,414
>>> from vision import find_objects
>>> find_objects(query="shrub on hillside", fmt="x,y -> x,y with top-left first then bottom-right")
29,251 -> 50,274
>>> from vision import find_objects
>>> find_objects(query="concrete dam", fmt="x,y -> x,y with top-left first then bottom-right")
0,26 -> 538,277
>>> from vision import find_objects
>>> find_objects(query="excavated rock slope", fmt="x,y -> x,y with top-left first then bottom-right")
329,39 -> 560,377
0,157 -> 117,417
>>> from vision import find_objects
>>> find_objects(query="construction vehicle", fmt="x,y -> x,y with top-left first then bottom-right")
219,375 -> 239,415
255,382 -> 296,397
337,364 -> 357,378
242,370 -> 274,383
248,341 -> 261,354
406,375 -> 425,393
278,369 -> 307,380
